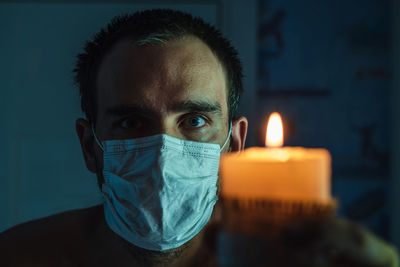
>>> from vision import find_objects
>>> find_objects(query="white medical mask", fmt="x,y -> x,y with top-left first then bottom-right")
92,124 -> 232,251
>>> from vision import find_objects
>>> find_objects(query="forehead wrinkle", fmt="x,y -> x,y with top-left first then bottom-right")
164,41 -> 221,81
96,38 -> 229,123
162,42 -> 227,109
140,41 -> 225,111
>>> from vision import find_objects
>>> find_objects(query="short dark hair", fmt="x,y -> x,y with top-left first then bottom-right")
74,9 -> 243,124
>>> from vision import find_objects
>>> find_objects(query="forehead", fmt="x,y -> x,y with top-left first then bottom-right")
96,37 -> 228,119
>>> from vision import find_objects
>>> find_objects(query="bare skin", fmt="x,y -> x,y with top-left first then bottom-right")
0,204 -> 222,266
0,36 -> 398,267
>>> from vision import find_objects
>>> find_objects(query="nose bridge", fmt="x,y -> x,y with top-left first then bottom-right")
158,116 -> 180,139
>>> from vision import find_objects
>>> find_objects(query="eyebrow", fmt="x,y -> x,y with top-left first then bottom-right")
105,100 -> 222,117
171,100 -> 222,115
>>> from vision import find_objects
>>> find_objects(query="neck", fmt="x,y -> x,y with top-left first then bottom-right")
95,209 -> 210,267
117,231 -> 205,266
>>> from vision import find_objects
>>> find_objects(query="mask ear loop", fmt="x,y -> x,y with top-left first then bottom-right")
91,124 -> 105,152
220,121 -> 232,152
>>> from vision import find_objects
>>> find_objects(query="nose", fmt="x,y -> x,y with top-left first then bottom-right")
158,119 -> 182,139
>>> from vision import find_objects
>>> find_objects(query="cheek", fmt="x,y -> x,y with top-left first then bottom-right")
203,125 -> 228,147
207,131 -> 219,143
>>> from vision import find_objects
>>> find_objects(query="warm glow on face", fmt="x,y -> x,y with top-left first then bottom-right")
266,112 -> 284,148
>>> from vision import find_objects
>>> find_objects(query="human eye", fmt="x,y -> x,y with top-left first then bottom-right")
118,116 -> 143,130
181,115 -> 209,129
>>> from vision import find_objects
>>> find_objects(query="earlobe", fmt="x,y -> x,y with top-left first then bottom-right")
76,118 -> 98,173
230,116 -> 248,152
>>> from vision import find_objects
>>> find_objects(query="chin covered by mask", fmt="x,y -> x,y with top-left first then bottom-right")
92,125 -> 231,251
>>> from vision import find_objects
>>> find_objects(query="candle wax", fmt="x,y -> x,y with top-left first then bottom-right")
220,147 -> 332,203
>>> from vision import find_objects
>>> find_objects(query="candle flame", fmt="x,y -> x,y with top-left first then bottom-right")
265,112 -> 284,148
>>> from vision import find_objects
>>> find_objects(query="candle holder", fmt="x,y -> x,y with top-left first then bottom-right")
220,196 -> 337,237
217,196 -> 337,266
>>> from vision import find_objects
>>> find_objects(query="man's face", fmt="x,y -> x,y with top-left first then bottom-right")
94,37 -> 230,151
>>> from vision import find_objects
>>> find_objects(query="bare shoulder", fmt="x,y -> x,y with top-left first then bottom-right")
0,205 -> 103,266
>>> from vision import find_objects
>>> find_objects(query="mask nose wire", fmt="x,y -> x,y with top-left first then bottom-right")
220,121 -> 232,152
91,122 -> 232,152
91,124 -> 105,152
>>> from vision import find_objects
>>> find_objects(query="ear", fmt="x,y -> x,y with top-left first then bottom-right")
230,116 -> 248,152
76,118 -> 98,173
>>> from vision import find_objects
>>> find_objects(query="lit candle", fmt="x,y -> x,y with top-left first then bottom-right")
220,112 -> 333,204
